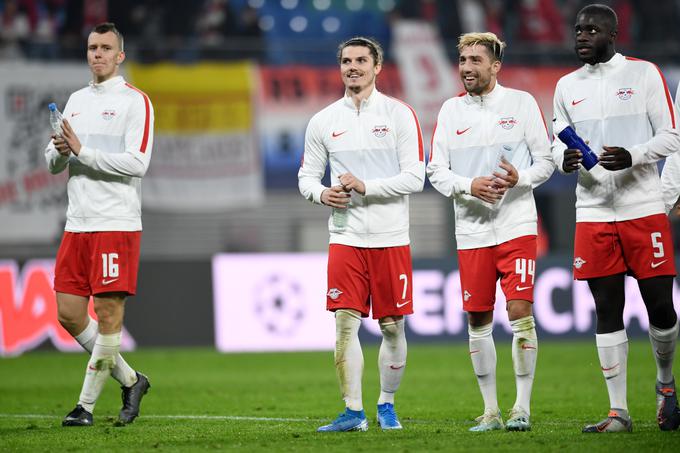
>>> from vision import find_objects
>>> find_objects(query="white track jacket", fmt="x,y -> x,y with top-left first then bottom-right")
298,89 -> 425,248
427,83 -> 554,250
552,53 -> 679,222
45,76 -> 154,232
660,83 -> 680,213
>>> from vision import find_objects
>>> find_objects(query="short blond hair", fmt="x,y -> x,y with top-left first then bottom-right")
457,32 -> 506,62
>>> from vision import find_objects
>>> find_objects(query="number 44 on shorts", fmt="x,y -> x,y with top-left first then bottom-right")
515,258 -> 535,291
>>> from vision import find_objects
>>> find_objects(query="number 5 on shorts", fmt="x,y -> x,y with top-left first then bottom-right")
651,232 -> 664,258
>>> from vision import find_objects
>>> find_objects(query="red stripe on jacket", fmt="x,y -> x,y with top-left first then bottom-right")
390,97 -> 424,162
125,83 -> 151,153
625,56 -> 676,128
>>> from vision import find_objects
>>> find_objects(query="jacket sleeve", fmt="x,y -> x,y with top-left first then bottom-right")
44,95 -> 73,174
298,115 -> 329,204
550,81 -> 570,174
426,102 -> 473,197
628,64 -> 680,166
516,94 -> 555,189
363,103 -> 425,197
76,91 -> 154,177
660,85 -> 680,214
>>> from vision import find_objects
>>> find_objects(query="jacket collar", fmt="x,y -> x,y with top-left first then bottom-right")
583,52 -> 625,77
89,75 -> 125,94
464,82 -> 504,106
343,87 -> 380,111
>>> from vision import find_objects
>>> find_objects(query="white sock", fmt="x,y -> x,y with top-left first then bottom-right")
335,310 -> 363,411
649,320 -> 678,384
510,316 -> 538,415
469,322 -> 498,414
77,332 -> 121,413
378,318 -> 407,405
75,317 -> 137,388
596,330 -> 628,411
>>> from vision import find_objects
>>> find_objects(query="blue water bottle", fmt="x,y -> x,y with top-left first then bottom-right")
557,126 -> 599,170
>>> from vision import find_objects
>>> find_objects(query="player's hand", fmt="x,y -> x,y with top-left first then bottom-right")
492,157 -> 518,190
321,185 -> 350,208
471,176 -> 503,204
599,146 -> 632,171
60,119 -> 82,156
51,134 -> 71,156
338,172 -> 366,195
562,148 -> 582,173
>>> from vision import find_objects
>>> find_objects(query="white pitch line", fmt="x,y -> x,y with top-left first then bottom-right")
0,413 -> 661,428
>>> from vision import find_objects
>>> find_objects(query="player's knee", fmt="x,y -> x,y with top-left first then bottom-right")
56,307 -> 84,334
379,318 -> 404,339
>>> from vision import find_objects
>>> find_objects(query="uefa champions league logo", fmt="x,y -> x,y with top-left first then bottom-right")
253,274 -> 306,336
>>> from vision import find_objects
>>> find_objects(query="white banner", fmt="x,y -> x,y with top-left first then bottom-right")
392,20 -> 460,150
212,253 -> 680,352
0,63 -> 89,243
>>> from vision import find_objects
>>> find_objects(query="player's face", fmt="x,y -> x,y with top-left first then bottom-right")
459,44 -> 500,96
87,31 -> 125,83
340,45 -> 381,95
574,13 -> 614,65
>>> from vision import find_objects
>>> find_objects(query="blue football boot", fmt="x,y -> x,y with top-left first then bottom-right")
317,408 -> 368,432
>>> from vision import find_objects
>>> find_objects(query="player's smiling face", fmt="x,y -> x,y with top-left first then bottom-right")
87,31 -> 125,83
459,44 -> 500,96
340,45 -> 381,95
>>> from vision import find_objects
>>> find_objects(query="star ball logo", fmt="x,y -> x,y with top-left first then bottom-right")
371,125 -> 389,138
498,117 -> 517,130
616,88 -> 634,100
253,274 -> 306,336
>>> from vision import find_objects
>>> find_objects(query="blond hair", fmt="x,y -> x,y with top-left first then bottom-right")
457,32 -> 506,62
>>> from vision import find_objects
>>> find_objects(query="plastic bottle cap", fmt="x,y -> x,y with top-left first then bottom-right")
48,103 -> 57,112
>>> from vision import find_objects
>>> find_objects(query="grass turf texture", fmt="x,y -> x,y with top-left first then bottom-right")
1,341 -> 678,451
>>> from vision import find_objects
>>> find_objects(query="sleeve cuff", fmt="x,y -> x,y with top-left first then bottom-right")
515,170 -> 531,188
628,145 -> 646,167
312,186 -> 326,204
76,146 -> 94,166
456,177 -> 473,196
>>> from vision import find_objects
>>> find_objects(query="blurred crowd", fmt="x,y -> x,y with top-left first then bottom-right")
1,0 -> 680,64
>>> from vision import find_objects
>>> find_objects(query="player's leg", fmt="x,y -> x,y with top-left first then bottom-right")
571,221 -> 632,432
369,246 -> 412,430
581,273 -> 632,433
459,245 -> 502,432
638,276 -> 680,431
57,292 -> 139,389
498,235 -> 538,431
620,213 -> 679,430
318,245 -> 369,432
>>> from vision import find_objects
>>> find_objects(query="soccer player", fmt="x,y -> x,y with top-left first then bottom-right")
661,84 -> 680,214
552,4 -> 680,433
298,36 -> 425,432
427,32 -> 554,432
45,22 -> 154,427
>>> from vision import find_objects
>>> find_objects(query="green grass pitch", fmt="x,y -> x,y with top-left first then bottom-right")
1,341 -> 678,451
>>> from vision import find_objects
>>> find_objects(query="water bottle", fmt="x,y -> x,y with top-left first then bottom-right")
332,193 -> 350,230
48,103 -> 64,136
557,125 -> 599,170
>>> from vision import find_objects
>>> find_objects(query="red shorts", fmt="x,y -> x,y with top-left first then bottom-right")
54,231 -> 141,297
573,214 -> 676,280
327,244 -> 413,319
457,235 -> 537,312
